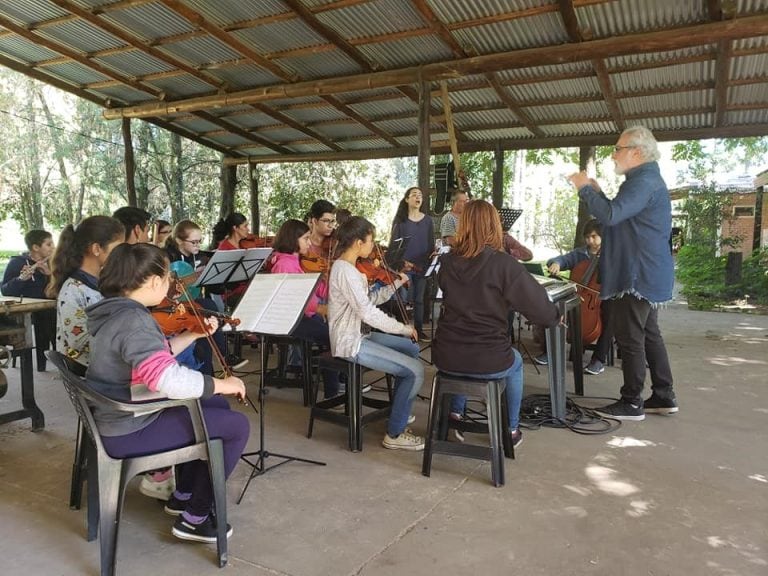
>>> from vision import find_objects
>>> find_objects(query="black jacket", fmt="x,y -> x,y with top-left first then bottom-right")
433,247 -> 559,373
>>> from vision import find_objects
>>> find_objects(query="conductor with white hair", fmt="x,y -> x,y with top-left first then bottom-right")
568,126 -> 677,421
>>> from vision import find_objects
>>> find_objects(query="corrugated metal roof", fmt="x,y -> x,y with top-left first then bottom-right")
315,0 -> 426,39
0,0 -> 765,160
0,35 -> 59,63
453,12 -> 569,54
578,0 -> 707,39
610,62 -> 716,93
185,0 -> 290,27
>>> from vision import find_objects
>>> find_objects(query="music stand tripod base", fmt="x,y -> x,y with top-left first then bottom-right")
237,334 -> 325,504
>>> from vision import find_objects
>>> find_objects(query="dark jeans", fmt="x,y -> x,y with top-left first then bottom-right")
590,300 -> 614,363
611,295 -> 674,405
399,273 -> 427,331
101,395 -> 249,517
291,314 -> 341,398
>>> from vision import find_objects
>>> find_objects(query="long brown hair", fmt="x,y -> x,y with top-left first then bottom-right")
454,200 -> 503,259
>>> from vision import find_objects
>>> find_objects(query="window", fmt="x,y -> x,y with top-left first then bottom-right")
733,206 -> 755,217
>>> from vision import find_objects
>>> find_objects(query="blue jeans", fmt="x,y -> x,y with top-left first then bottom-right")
291,314 -> 341,398
399,273 -> 427,331
446,347 -> 523,430
346,332 -> 423,437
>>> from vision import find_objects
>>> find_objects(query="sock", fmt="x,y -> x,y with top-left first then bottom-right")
181,511 -> 208,525
149,468 -> 173,483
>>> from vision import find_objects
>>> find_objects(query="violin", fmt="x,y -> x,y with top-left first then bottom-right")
239,234 -> 274,249
300,235 -> 333,275
151,297 -> 241,336
356,252 -> 403,286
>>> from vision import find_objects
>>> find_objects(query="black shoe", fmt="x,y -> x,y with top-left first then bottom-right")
417,331 -> 431,343
595,399 -> 645,421
533,353 -> 548,366
509,429 -> 523,449
164,495 -> 187,516
643,394 -> 679,415
172,515 -> 233,543
225,355 -> 248,370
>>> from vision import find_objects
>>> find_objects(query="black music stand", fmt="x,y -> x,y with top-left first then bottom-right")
228,273 -> 326,503
195,248 -> 272,309
498,207 -> 523,231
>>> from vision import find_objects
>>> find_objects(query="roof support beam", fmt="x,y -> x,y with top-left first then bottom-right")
104,14 -> 768,120
223,123 -> 768,165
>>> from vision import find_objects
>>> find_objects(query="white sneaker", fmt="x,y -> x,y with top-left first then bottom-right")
407,414 -> 416,425
449,412 -> 465,442
139,474 -> 175,501
382,430 -> 425,451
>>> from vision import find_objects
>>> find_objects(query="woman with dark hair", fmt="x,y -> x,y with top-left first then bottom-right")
390,186 -> 434,341
46,216 -> 124,369
271,219 -> 340,398
328,216 -> 424,451
432,201 -> 560,447
211,212 -> 249,251
211,213 -> 250,306
153,219 -> 172,248
87,243 -> 249,543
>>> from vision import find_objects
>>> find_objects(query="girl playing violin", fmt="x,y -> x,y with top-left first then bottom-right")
86,243 -> 249,544
328,216 -> 424,451
210,213 -> 251,307
270,219 -> 341,399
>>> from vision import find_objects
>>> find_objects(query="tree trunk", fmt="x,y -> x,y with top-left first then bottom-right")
573,145 -> 596,248
36,87 -> 73,225
24,78 -> 44,229
492,142 -> 504,209
417,79 -> 431,213
725,251 -> 743,285
171,133 -> 184,221
122,118 -> 137,207
220,157 -> 237,220
249,163 -> 260,235
134,122 -> 151,209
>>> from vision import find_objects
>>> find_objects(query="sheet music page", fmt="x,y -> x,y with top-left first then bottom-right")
255,275 -> 320,335
228,273 -> 320,336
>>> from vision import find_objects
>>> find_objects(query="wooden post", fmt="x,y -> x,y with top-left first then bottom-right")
219,156 -> 237,220
249,162 -> 260,235
573,145 -> 596,247
122,118 -> 137,207
492,142 -> 504,209
417,78 -> 431,213
439,81 -> 463,192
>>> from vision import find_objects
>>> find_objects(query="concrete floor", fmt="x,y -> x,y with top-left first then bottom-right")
1,298 -> 766,576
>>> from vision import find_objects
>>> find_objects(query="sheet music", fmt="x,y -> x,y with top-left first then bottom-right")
228,273 -> 320,336
425,245 -> 450,277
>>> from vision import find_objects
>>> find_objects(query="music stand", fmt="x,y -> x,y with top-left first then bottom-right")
227,273 -> 326,503
498,207 -> 523,231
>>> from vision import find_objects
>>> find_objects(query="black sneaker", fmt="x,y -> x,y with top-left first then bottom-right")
417,331 -> 431,343
164,495 -> 187,516
643,394 -> 679,415
595,399 -> 645,421
225,355 -> 248,371
533,353 -> 548,366
172,515 -> 233,543
509,429 -> 523,449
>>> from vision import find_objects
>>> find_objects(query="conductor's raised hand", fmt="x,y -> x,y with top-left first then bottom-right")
567,171 -> 591,190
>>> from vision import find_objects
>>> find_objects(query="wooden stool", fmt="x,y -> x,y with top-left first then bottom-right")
307,357 -> 392,452
422,372 -> 514,487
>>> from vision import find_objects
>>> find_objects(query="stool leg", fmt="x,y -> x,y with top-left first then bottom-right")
500,390 -> 515,460
301,342 -> 311,407
422,373 -> 441,477
347,365 -> 360,452
486,382 -> 505,487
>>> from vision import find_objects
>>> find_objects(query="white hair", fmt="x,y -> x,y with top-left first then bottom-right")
621,126 -> 660,162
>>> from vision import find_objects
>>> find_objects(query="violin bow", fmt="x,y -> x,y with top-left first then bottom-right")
175,279 -> 253,407
375,244 -> 414,340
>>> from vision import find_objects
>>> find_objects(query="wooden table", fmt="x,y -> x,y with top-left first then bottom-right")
0,297 -> 56,431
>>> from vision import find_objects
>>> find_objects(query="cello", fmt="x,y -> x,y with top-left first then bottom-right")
569,254 -> 602,345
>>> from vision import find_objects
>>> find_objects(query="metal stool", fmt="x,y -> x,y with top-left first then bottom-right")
422,372 -> 515,487
307,357 -> 392,452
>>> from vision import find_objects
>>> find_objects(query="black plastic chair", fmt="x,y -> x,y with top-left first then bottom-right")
48,351 -> 229,576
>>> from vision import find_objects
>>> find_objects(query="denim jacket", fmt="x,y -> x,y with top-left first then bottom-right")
578,161 -> 673,304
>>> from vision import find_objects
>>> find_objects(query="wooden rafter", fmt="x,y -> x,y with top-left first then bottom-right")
104,14 -> 768,120
192,111 -> 289,154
